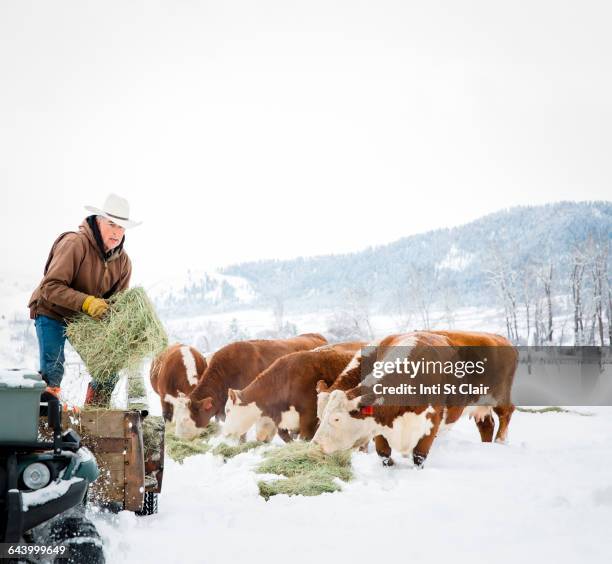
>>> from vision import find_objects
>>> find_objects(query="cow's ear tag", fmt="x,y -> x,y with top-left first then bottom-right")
360,405 -> 374,416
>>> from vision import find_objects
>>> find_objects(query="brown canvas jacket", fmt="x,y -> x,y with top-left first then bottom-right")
28,218 -> 132,323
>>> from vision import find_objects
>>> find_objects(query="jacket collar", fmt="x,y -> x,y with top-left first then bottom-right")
81,216 -> 125,262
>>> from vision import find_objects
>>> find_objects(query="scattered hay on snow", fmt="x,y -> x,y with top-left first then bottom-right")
258,470 -> 344,499
256,442 -> 352,499
165,421 -> 220,463
212,441 -> 265,460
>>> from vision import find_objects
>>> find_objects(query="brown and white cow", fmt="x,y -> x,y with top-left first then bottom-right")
172,333 -> 327,439
314,331 -> 517,468
149,343 -> 208,421
223,345 -> 362,442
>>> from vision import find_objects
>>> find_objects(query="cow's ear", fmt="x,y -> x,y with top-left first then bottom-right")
347,396 -> 362,412
316,380 -> 329,393
228,389 -> 239,404
202,396 -> 214,411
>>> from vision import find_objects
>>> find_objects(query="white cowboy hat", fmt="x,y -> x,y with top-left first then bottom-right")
85,193 -> 142,229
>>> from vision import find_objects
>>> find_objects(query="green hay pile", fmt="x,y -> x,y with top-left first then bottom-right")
212,441 -> 265,460
165,421 -> 220,464
258,470 -> 344,499
256,442 -> 353,500
66,287 -> 168,402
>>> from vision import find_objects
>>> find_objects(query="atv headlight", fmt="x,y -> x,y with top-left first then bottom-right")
22,462 -> 51,490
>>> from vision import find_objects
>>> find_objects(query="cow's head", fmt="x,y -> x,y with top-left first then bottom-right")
167,391 -> 216,439
312,390 -> 377,454
222,389 -> 262,439
165,392 -> 200,440
189,395 -> 216,428
316,379 -> 331,420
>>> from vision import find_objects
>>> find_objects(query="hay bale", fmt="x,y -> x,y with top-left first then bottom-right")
256,442 -> 352,499
66,287 -> 168,405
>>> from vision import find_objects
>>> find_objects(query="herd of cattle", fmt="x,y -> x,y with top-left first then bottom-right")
150,331 -> 518,468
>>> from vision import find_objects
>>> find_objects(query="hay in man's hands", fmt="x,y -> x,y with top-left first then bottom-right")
66,287 -> 168,405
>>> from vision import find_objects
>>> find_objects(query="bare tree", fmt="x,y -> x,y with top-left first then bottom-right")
570,244 -> 586,345
536,260 -> 554,343
486,245 -> 519,343
590,237 -> 608,346
405,263 -> 439,330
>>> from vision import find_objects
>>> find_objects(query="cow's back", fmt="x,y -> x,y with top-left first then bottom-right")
203,333 -> 327,391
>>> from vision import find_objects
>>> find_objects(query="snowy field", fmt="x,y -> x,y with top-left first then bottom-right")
86,376 -> 612,564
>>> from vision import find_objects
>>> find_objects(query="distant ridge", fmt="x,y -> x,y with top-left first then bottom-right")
153,201 -> 612,316
222,201 -> 612,312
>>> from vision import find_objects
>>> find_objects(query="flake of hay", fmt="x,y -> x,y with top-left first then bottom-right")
256,442 -> 352,499
256,442 -> 352,481
66,288 -> 168,400
212,441 -> 264,460
258,470 -> 342,500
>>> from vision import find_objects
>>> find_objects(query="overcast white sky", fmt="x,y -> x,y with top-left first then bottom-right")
1,0 -> 610,284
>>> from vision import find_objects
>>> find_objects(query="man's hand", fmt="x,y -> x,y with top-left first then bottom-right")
82,296 -> 109,319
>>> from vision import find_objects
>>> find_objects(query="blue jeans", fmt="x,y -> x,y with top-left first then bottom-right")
35,315 -> 67,387
34,314 -> 119,396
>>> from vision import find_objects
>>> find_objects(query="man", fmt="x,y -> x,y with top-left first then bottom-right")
28,193 -> 141,404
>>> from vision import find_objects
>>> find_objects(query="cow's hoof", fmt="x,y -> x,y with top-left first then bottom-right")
382,457 -> 394,467
413,453 -> 426,468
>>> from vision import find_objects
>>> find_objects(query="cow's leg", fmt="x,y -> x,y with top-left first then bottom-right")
493,404 -> 515,443
475,414 -> 495,442
299,414 -> 318,441
412,415 -> 441,468
161,400 -> 174,422
374,435 -> 394,467
277,428 -> 293,443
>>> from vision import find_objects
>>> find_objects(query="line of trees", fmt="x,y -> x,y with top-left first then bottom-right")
488,232 -> 611,346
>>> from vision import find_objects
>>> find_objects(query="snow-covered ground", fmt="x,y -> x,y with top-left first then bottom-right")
91,398 -> 612,564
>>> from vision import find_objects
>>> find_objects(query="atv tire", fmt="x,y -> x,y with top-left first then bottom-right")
136,492 -> 158,516
33,508 -> 104,564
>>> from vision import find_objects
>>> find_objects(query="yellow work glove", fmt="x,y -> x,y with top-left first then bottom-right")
82,296 -> 109,319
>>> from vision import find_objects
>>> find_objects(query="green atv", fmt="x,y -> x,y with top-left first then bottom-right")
0,370 -> 104,563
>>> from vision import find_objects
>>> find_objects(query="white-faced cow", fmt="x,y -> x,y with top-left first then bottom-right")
314,331 -> 517,468
172,333 -> 327,439
223,343 -> 364,442
149,343 -> 208,422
